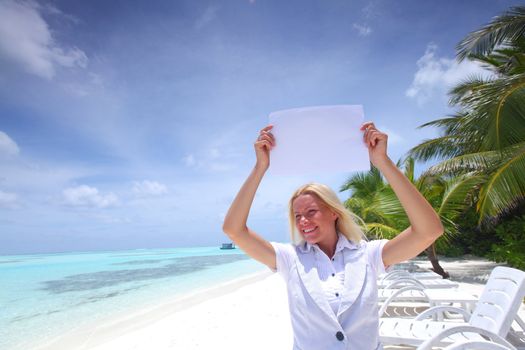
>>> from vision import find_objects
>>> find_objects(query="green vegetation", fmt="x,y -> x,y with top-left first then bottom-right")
343,6 -> 525,271
341,158 -> 478,277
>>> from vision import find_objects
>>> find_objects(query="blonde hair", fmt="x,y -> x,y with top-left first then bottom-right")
288,183 -> 365,245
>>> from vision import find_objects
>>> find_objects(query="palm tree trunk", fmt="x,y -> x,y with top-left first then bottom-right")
425,243 -> 450,279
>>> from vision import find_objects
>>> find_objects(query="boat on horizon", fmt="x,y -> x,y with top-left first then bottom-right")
220,243 -> 236,250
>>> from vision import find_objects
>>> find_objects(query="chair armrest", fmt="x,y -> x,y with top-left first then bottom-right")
415,306 -> 471,321
385,278 -> 426,289
437,340 -> 516,350
380,270 -> 409,284
378,285 -> 426,317
416,325 -> 516,350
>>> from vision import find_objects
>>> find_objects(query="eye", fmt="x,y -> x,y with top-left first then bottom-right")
307,209 -> 318,217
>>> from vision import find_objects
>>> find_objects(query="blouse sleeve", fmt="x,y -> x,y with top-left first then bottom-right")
269,242 -> 295,281
365,239 -> 389,275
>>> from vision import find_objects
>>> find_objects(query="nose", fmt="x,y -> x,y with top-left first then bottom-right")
298,215 -> 309,225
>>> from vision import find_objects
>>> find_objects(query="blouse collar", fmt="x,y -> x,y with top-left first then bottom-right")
297,232 -> 360,253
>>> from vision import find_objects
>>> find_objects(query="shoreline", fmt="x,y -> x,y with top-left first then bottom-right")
26,256 -> 525,350
31,270 -> 275,350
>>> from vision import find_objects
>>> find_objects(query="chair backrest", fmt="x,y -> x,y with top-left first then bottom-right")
468,266 -> 525,337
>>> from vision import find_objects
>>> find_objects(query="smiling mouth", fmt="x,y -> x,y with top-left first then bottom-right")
302,226 -> 318,236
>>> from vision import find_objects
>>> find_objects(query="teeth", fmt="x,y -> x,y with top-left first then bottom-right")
303,227 -> 316,233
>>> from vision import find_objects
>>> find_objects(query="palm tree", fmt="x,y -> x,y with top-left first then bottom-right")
341,158 -> 481,277
456,6 -> 525,61
410,6 -> 525,223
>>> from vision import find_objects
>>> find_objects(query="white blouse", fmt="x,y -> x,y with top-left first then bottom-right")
313,237 -> 350,315
271,234 -> 388,350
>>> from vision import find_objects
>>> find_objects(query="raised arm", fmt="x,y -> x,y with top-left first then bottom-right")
361,122 -> 444,266
222,125 -> 277,270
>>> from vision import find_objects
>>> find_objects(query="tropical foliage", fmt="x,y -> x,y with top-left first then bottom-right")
342,158 -> 478,241
342,6 -> 525,270
341,158 -> 480,276
407,6 -> 525,268
410,6 -> 525,223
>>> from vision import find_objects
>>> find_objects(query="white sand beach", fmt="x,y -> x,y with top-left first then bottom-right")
33,257 -> 525,350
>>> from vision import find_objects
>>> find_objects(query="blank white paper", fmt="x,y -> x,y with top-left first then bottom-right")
268,105 -> 370,175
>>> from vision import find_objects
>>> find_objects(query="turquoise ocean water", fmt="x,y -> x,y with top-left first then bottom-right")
0,246 -> 266,350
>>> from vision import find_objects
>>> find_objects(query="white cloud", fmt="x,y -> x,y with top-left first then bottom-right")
380,127 -> 403,145
182,151 -> 236,173
0,190 -> 19,208
62,185 -> 118,208
0,131 -> 20,157
406,43 -> 492,104
0,0 -> 88,80
132,180 -> 168,197
353,23 -> 372,37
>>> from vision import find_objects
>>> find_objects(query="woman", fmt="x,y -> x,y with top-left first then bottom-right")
222,122 -> 443,350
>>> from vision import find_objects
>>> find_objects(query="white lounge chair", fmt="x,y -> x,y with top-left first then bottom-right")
378,276 -> 459,289
438,339 -> 517,350
380,270 -> 443,282
378,285 -> 478,319
388,261 -> 419,272
379,266 -> 525,349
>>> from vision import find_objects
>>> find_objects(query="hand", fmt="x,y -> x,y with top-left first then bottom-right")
360,122 -> 390,168
254,125 -> 275,171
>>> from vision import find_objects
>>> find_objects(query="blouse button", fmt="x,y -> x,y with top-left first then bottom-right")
336,331 -> 345,341
335,292 -> 339,297
331,273 -> 335,277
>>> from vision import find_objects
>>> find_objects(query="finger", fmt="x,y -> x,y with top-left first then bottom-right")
259,128 -> 274,137
362,124 -> 378,142
255,139 -> 273,150
258,131 -> 274,142
364,127 -> 375,145
370,131 -> 379,147
360,121 -> 375,131
370,131 -> 387,147
260,125 -> 273,133
362,124 -> 376,144
259,132 -> 275,146
259,130 -> 275,139
258,134 -> 275,146
365,130 -> 378,147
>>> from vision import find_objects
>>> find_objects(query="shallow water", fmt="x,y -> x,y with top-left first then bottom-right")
0,247 -> 266,350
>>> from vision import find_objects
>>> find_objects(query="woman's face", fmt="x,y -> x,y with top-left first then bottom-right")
292,194 -> 338,245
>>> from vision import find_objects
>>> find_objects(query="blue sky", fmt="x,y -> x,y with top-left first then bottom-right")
0,0 -> 516,254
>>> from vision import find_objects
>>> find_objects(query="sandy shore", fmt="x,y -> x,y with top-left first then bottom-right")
32,270 -> 293,350
33,256 -> 524,350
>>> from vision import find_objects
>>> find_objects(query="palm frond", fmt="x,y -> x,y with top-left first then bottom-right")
409,136 -> 467,161
477,145 -> 525,221
418,114 -> 464,130
491,79 -> 525,149
465,53 -> 505,73
402,157 -> 415,182
438,174 -> 485,218
340,167 -> 384,195
448,76 -> 496,106
457,6 -> 525,61
424,150 -> 504,176
345,197 -> 378,223
364,223 -> 400,240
